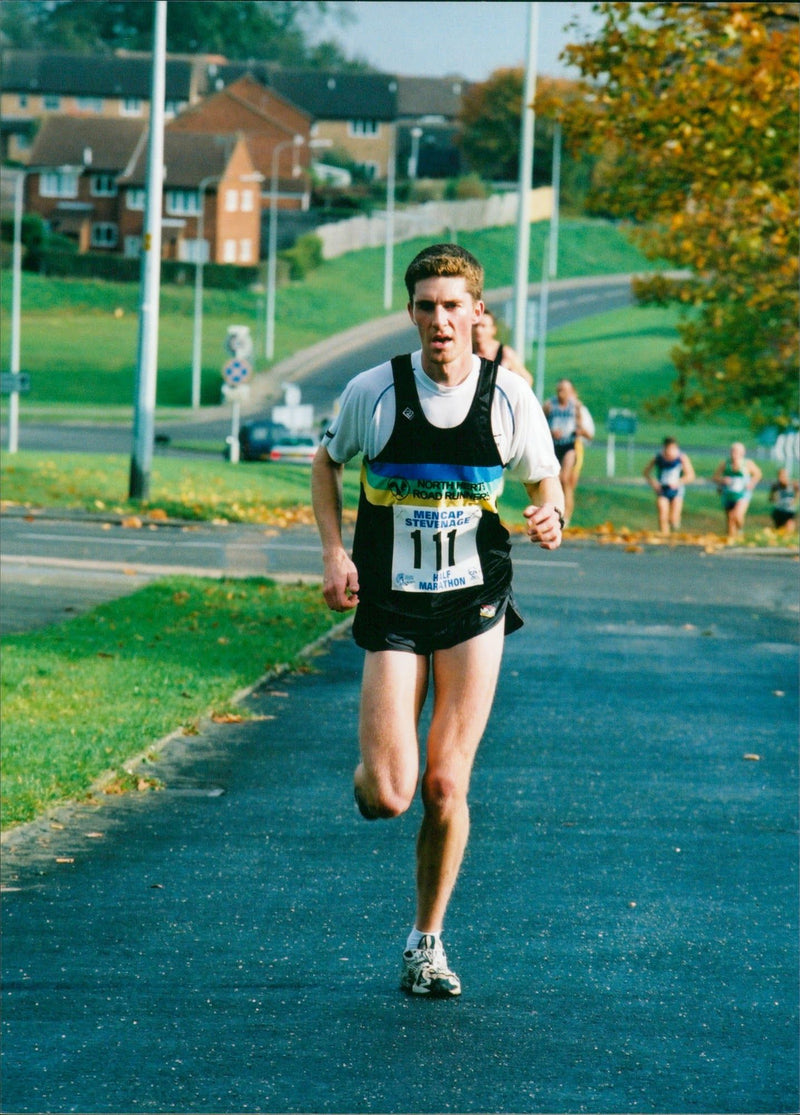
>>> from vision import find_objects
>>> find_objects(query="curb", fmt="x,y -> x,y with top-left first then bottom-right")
0,614 -> 353,849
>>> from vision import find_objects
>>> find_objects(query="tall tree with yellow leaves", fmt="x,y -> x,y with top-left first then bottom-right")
539,1 -> 799,427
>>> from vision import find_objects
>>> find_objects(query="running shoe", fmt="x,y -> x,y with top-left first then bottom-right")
400,934 -> 461,997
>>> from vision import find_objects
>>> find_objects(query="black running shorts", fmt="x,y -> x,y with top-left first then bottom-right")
352,591 -> 523,656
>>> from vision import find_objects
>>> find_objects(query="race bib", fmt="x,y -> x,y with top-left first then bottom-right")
391,505 -> 484,593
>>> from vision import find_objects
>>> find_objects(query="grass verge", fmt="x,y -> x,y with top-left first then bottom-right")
0,218 -> 660,409
1,576 -> 345,831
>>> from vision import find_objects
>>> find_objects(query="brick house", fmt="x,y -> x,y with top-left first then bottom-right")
166,74 -> 313,210
24,115 -> 146,252
119,130 -> 261,264
24,114 -> 261,265
0,49 -> 200,163
206,63 -> 399,181
3,48 -> 468,185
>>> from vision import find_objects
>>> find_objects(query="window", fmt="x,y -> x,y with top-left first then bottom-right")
91,174 -> 117,198
18,93 -> 28,109
241,189 -> 255,212
91,223 -> 118,248
75,96 -> 104,113
165,190 -> 200,216
223,239 -> 237,263
348,119 -> 380,138
126,188 -> 146,211
165,100 -> 187,118
40,170 -> 79,199
43,94 -> 61,111
357,161 -> 380,181
224,189 -> 238,213
123,235 -> 142,258
120,98 -> 143,117
239,239 -> 252,263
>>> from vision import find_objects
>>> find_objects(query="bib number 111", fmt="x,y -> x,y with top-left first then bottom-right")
410,527 -> 456,571
392,506 -> 483,593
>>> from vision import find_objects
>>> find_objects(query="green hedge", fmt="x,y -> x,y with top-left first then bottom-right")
23,246 -> 260,289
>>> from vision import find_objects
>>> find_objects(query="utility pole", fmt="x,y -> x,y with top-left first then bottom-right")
549,121 -> 562,279
383,125 -> 396,310
129,0 -> 167,500
536,123 -> 562,400
512,1 -> 539,361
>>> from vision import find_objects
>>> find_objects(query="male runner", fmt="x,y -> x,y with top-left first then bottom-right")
311,243 -> 564,997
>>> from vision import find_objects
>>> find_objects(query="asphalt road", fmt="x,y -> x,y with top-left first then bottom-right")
2,540 -> 798,1114
3,275 -> 636,457
0,512 -> 330,634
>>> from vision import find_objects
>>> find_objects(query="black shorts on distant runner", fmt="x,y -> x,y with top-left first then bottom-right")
352,591 -> 523,656
554,440 -> 576,465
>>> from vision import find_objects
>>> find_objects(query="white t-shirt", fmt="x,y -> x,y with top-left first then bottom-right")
322,351 -> 560,486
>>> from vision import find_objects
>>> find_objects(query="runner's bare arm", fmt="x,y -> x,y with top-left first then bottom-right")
311,445 -> 360,611
523,477 -> 565,550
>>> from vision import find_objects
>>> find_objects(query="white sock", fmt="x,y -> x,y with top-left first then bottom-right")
406,927 -> 441,951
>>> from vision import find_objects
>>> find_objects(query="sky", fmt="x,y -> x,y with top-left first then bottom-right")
314,2 -> 605,82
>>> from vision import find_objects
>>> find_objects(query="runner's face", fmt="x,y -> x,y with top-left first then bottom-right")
409,276 -> 483,378
472,316 -> 495,348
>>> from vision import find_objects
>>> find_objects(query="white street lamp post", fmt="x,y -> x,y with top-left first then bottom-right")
512,1 -> 539,361
408,126 -> 423,179
384,126 -> 396,311
7,168 -> 25,453
265,134 -> 304,361
190,174 -> 218,409
8,162 -> 82,453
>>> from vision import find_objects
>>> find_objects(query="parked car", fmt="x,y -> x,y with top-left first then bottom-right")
226,419 -> 290,461
268,435 -> 318,463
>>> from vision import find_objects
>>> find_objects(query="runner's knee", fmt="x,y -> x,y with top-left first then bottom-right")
355,767 -> 415,819
421,768 -> 465,820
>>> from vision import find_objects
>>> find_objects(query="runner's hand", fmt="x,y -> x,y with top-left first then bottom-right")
524,504 -> 563,550
322,549 -> 360,611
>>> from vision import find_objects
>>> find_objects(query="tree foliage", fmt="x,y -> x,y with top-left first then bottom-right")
0,1 -> 361,68
537,1 -> 799,427
458,70 -> 594,208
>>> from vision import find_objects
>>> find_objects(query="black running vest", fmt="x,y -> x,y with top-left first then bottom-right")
351,354 -> 512,620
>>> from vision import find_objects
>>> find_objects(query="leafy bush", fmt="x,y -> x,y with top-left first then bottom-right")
280,232 -> 323,280
444,174 -> 488,201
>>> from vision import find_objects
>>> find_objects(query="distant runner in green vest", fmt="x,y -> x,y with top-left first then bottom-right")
713,441 -> 762,540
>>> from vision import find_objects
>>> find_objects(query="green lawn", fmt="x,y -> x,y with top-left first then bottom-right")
1,578 -> 345,829
1,218 -> 661,409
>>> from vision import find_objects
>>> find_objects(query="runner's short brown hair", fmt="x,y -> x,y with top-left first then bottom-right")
404,243 -> 484,302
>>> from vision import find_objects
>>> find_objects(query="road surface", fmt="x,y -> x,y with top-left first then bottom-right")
2,540 -> 797,1114
3,275 -> 636,456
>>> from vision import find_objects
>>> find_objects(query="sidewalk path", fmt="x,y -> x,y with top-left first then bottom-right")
2,543 -> 798,1114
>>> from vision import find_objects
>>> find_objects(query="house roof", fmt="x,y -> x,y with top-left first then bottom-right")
119,131 -> 247,188
1,49 -> 194,100
208,63 -> 398,120
169,73 -> 310,137
27,115 -> 145,171
396,76 -> 469,120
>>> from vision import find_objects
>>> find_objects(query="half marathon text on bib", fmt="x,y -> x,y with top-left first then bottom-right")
391,505 -> 483,593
